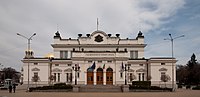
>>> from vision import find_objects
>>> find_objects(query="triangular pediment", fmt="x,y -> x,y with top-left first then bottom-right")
52,68 -> 62,72
128,69 -> 134,72
136,68 -> 146,72
64,68 -> 72,72
159,68 -> 168,71
32,68 -> 40,71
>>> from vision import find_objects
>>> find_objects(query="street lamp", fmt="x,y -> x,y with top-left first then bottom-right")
72,64 -> 80,85
124,64 -> 130,85
0,63 -> 5,83
17,33 -> 36,91
164,34 -> 184,91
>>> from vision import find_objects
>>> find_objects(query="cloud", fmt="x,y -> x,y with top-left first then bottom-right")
0,0 -> 186,70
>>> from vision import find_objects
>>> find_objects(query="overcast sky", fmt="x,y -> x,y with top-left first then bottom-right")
0,0 -> 200,71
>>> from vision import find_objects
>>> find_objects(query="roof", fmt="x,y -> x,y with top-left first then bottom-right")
150,57 -> 175,59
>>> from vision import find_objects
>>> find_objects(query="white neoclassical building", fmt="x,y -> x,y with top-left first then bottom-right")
21,30 -> 177,88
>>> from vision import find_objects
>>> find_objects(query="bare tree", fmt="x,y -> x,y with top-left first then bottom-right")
48,75 -> 55,85
32,75 -> 40,87
147,75 -> 152,81
161,74 -> 171,88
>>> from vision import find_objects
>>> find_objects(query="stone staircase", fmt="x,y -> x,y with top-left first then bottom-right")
79,85 -> 122,92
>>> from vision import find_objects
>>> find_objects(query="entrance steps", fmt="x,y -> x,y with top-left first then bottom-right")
79,85 -> 122,92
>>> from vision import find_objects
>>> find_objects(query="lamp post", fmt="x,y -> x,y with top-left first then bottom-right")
164,34 -> 184,91
72,64 -> 80,85
124,64 -> 130,85
0,63 -> 5,83
17,33 -> 36,91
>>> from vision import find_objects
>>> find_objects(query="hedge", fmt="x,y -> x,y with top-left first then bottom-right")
192,86 -> 200,90
132,81 -> 151,87
29,83 -> 73,92
129,85 -> 172,91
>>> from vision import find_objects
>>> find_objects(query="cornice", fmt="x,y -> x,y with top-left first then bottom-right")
51,44 -> 147,48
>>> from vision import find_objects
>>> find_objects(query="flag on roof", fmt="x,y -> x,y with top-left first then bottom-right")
91,62 -> 96,70
103,64 -> 105,69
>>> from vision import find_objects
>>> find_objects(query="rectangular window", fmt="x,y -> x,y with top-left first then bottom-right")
66,73 -> 72,83
142,73 -> 145,81
139,64 -> 143,66
77,72 -> 80,78
98,61 -> 102,63
66,73 -> 68,82
68,51 -> 71,58
60,51 -> 68,59
54,73 -> 56,82
67,64 -> 71,66
58,73 -> 60,82
161,63 -> 165,65
70,73 -> 72,82
120,72 -> 123,78
88,61 -> 92,63
107,60 -> 112,63
161,72 -> 166,75
139,73 -> 141,81
55,64 -> 59,66
130,51 -> 138,59
34,63 -> 38,65
34,72 -> 38,76
130,51 -> 133,58
129,73 -> 133,82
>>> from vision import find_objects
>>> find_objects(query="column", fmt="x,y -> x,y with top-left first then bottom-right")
103,71 -> 106,85
85,72 -> 87,85
94,71 -> 96,85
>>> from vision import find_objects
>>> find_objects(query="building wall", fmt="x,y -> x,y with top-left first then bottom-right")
21,30 -> 177,89
23,61 -> 49,85
150,59 -> 177,88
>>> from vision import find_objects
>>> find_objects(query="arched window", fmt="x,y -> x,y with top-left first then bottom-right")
106,67 -> 113,72
87,68 -> 94,72
97,68 -> 103,72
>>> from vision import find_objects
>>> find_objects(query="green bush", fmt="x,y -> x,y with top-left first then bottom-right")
54,83 -> 66,86
132,81 -> 151,87
29,83 -> 73,92
192,86 -> 200,90
129,85 -> 148,89
186,85 -> 191,89
129,85 -> 172,91
178,85 -> 182,88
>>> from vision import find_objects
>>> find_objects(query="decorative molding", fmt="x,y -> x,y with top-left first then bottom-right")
32,67 -> 40,71
159,68 -> 168,71
95,35 -> 103,42
128,69 -> 134,72
136,68 -> 146,72
52,68 -> 62,72
64,68 -> 72,72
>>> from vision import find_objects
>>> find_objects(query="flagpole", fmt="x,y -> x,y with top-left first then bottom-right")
97,18 -> 99,31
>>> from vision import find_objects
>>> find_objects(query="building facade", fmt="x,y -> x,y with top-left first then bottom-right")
21,30 -> 177,88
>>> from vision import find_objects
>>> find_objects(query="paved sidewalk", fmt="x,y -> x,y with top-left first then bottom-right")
0,89 -> 200,97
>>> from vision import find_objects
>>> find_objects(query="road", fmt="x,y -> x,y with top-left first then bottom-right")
0,89 -> 200,97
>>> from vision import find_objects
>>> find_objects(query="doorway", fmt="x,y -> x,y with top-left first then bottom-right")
96,68 -> 103,85
87,68 -> 94,85
106,67 -> 113,85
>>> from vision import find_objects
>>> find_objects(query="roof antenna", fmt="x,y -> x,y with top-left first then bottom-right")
97,18 -> 99,31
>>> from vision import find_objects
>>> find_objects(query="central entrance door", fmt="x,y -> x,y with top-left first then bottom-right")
106,68 -> 113,85
87,68 -> 94,85
96,68 -> 103,85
